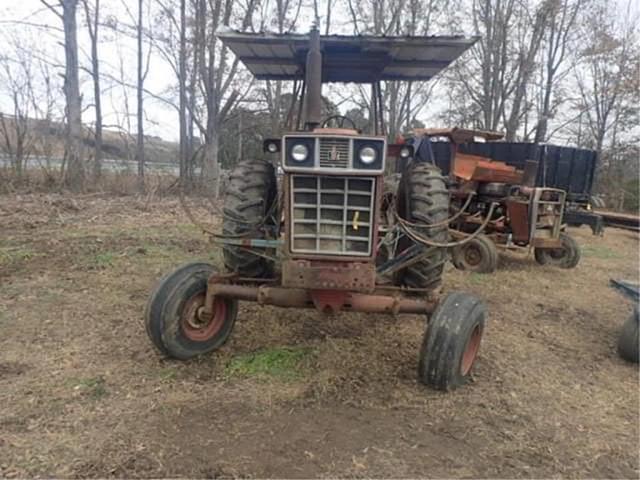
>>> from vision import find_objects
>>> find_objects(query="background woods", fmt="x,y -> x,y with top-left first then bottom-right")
0,0 -> 638,209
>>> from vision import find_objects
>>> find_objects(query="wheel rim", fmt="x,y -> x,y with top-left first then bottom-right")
463,244 -> 483,267
460,324 -> 482,376
548,247 -> 567,260
180,292 -> 226,342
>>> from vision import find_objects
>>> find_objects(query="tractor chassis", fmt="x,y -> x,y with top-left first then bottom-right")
198,277 -> 438,320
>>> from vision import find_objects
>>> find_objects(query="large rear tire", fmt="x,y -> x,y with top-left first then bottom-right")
222,160 -> 278,278
396,162 -> 449,291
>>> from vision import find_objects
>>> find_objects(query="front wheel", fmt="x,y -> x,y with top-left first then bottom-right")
618,308 -> 639,363
534,232 -> 581,269
451,234 -> 498,273
145,262 -> 238,360
418,291 -> 487,390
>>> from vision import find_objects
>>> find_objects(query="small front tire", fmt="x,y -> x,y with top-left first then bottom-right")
451,234 -> 498,273
418,291 -> 487,390
534,232 -> 581,269
145,262 -> 238,360
618,308 -> 639,364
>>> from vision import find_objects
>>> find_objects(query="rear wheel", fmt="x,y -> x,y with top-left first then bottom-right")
418,291 -> 487,390
145,262 -> 238,360
451,234 -> 498,273
534,232 -> 580,269
396,162 -> 449,290
223,160 -> 279,278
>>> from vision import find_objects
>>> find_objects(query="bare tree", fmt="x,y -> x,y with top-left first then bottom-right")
0,47 -> 36,178
137,0 -> 146,190
197,0 -> 258,196
532,0 -> 581,143
82,0 -> 103,181
344,0 -> 448,138
41,0 -> 84,190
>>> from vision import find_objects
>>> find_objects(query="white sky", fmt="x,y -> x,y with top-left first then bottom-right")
0,0 -> 637,144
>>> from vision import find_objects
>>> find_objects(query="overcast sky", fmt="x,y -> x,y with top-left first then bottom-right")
0,0 -> 637,144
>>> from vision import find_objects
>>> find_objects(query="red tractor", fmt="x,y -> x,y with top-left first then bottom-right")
406,128 -> 581,273
145,28 -> 486,390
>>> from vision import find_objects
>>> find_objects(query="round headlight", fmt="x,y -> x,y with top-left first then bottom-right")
399,146 -> 411,158
291,144 -> 309,162
359,146 -> 377,165
267,142 -> 278,153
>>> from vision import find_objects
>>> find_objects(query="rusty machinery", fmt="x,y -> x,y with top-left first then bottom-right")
145,27 -> 488,391
407,127 -> 581,274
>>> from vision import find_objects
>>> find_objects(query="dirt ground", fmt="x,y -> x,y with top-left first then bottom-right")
1,193 -> 638,478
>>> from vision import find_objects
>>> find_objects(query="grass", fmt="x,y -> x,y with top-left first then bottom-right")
0,247 -> 38,264
581,245 -> 622,259
225,346 -> 312,381
68,376 -> 108,400
93,252 -> 116,268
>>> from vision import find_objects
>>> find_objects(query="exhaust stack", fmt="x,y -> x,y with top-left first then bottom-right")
304,26 -> 322,130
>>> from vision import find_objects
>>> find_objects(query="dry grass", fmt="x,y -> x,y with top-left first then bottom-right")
0,193 -> 638,478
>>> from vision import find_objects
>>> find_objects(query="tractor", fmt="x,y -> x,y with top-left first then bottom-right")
145,27 -> 486,390
404,127 -> 581,273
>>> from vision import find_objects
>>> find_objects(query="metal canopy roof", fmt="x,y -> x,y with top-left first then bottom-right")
217,30 -> 478,83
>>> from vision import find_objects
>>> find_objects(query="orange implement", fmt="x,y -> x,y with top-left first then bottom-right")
453,153 -> 524,184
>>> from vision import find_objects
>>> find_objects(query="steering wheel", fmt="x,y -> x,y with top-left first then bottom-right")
321,115 -> 358,130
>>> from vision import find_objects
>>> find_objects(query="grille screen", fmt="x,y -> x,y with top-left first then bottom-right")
291,175 -> 375,256
319,138 -> 350,168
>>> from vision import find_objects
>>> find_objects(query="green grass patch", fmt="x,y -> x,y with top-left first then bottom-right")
93,252 -> 116,268
0,247 -> 39,265
581,245 -> 622,259
68,376 -> 108,399
468,272 -> 485,285
157,366 -> 178,381
225,346 -> 312,381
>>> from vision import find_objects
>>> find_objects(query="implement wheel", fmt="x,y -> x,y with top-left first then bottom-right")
223,160 -> 279,278
534,232 -> 581,269
452,234 -> 498,273
396,162 -> 449,290
418,291 -> 486,390
618,308 -> 639,364
145,262 -> 238,360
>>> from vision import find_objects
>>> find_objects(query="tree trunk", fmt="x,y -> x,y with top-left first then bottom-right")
84,0 -> 102,182
203,126 -> 219,198
136,0 -> 145,191
62,0 -> 84,191
178,0 -> 188,185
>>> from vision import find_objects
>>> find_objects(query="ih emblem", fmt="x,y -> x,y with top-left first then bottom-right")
330,145 -> 340,162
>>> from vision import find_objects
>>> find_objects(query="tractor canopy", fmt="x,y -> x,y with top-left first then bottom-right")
216,29 -> 478,83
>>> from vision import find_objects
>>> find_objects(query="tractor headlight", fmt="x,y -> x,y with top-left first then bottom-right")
399,146 -> 412,158
291,144 -> 309,162
359,146 -> 377,165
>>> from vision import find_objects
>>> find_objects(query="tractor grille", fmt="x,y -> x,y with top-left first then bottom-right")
290,175 -> 375,256
319,138 -> 350,168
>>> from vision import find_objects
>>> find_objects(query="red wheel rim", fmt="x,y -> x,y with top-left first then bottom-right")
180,293 -> 226,342
460,324 -> 482,376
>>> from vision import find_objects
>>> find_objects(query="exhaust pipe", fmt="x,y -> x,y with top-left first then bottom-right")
304,26 -> 322,130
